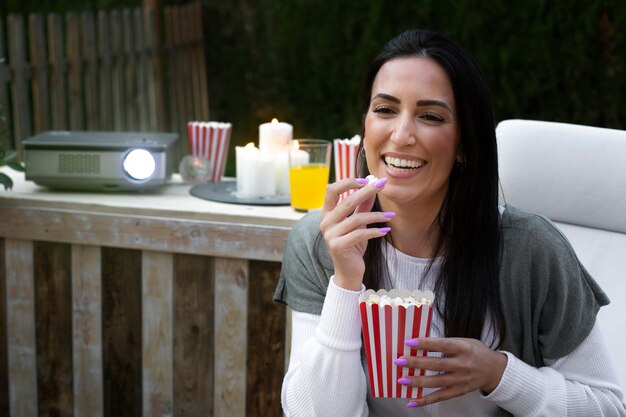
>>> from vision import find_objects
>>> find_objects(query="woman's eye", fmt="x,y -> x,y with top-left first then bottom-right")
421,113 -> 444,122
372,106 -> 395,115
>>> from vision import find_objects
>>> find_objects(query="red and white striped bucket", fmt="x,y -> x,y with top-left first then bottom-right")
359,289 -> 434,398
333,135 -> 360,200
187,121 -> 232,182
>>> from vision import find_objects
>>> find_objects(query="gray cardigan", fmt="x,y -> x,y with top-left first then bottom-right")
274,205 -> 609,367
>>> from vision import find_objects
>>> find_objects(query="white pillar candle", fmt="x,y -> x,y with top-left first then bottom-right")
235,143 -> 276,198
259,118 -> 293,154
274,151 -> 290,196
289,141 -> 310,167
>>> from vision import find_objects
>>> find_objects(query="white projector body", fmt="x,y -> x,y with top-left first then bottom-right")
24,131 -> 178,191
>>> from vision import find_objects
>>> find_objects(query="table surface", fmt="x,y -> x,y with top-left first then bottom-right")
0,169 -> 305,227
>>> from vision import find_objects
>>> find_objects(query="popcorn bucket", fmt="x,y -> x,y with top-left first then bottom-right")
333,135 -> 360,200
359,289 -> 434,399
187,121 -> 232,182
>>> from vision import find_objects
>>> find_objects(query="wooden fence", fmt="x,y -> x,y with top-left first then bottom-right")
0,2 -> 209,159
0,177 -> 292,417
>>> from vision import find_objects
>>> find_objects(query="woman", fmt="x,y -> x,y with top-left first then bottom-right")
274,29 -> 625,416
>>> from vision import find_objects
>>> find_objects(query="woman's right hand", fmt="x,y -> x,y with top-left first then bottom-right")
319,177 -> 393,291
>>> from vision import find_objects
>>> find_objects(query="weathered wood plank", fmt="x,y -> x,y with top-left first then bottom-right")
28,14 -> 51,133
97,11 -> 113,131
66,12 -> 84,130
186,3 -> 209,121
133,9 -> 149,131
192,2 -> 210,121
34,241 -> 73,417
81,11 -> 98,130
142,251 -> 174,417
143,7 -> 165,131
102,247 -> 142,417
5,239 -> 37,417
166,6 -> 190,157
182,4 -> 202,122
8,14 -> 32,149
173,254 -> 214,417
0,206 -> 290,262
48,13 -> 68,130
122,9 -> 137,131
214,258 -> 248,417
177,5 -> 194,130
0,239 -> 9,417
163,8 -> 180,138
72,244 -> 103,417
246,261 -> 285,417
109,10 -> 124,130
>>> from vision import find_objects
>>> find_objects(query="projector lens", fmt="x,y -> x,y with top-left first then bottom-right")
123,148 -> 156,181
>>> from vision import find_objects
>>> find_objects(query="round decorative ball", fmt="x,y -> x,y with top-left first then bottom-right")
179,155 -> 212,185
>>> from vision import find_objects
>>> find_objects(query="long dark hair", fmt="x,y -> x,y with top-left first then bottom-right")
359,29 -> 505,345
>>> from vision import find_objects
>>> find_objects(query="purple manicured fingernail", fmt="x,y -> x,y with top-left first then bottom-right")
356,178 -> 369,185
398,377 -> 412,385
383,211 -> 396,218
405,339 -> 419,347
379,227 -> 391,234
374,177 -> 388,188
394,357 -> 408,366
406,401 -> 419,408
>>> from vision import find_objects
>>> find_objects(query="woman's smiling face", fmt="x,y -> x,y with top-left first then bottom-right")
364,56 -> 460,209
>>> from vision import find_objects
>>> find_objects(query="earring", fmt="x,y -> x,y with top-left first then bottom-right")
456,159 -> 467,169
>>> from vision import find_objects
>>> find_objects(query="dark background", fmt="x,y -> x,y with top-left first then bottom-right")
3,0 -> 624,174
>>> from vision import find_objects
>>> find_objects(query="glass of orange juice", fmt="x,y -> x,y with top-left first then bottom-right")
289,139 -> 331,211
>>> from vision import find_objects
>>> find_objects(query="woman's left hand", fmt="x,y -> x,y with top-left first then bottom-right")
395,337 -> 508,407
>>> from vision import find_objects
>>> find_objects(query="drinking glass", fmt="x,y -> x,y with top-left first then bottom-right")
288,139 -> 331,211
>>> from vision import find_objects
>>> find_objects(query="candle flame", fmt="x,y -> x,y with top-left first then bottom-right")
292,140 -> 299,150
271,118 -> 279,124
245,142 -> 256,148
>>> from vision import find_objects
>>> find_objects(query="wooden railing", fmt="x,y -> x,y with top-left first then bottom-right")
0,171 -> 302,417
0,3 -> 208,159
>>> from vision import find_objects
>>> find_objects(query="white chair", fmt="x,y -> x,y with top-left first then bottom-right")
496,119 -> 626,390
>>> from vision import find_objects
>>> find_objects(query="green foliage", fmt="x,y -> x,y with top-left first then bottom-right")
203,0 -> 625,175
0,149 -> 25,190
0,106 -> 24,190
3,0 -> 625,177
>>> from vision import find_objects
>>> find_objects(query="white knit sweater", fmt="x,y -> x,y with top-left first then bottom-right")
281,248 -> 626,416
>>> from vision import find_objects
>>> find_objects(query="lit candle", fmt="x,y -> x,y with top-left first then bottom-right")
289,140 -> 310,167
274,151 -> 290,196
235,143 -> 276,198
259,118 -> 293,154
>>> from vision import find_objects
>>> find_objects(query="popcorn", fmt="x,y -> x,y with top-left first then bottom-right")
359,289 -> 434,399
366,174 -> 379,185
364,290 -> 434,307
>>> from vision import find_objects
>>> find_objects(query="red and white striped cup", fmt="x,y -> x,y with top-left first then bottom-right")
359,289 -> 434,399
333,135 -> 361,200
187,121 -> 232,182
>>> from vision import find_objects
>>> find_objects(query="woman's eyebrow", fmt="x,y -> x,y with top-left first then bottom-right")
372,94 -> 452,113
417,99 -> 452,112
371,93 -> 400,103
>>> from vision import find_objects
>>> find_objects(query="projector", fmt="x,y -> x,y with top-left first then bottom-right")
24,131 -> 178,191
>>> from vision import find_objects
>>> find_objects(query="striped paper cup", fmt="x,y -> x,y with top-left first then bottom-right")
187,121 -> 232,182
333,135 -> 360,200
359,289 -> 434,399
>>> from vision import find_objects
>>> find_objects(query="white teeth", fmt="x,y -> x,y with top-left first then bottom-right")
384,156 -> 425,169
